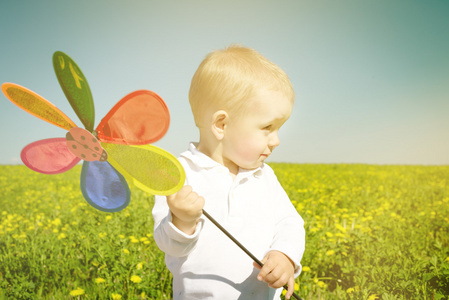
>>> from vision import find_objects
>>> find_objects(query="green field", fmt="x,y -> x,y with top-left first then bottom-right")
0,164 -> 448,299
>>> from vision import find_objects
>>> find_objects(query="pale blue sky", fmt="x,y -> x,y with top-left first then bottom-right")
1,0 -> 448,165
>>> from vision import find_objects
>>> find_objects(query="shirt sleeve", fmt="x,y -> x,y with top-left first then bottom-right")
152,194 -> 204,257
266,167 -> 306,277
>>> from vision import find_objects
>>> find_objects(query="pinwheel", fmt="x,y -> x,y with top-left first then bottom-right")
1,51 -> 185,212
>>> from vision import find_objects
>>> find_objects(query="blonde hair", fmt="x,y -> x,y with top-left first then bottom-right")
188,45 -> 294,127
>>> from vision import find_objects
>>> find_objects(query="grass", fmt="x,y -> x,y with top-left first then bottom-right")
0,164 -> 448,299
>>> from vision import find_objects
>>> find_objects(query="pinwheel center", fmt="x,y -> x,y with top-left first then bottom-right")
66,127 -> 108,162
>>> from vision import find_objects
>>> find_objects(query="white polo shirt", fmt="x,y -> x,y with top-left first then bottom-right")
153,143 -> 305,300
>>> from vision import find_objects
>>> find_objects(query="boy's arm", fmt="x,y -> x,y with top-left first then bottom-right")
152,186 -> 205,257
254,198 -> 305,299
270,205 -> 305,276
268,177 -> 306,276
255,167 -> 306,298
254,209 -> 304,299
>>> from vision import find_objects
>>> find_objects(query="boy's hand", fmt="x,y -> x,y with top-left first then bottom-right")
167,185 -> 205,235
254,250 -> 296,299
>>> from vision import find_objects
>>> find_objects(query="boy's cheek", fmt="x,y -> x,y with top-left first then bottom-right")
235,147 -> 260,164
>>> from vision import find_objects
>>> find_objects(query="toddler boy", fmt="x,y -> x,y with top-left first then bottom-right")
152,45 -> 305,299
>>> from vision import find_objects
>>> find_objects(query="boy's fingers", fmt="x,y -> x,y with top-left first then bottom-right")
167,185 -> 188,202
257,256 -> 273,281
284,276 -> 295,299
254,255 -> 267,270
253,261 -> 262,270
167,186 -> 200,207
170,185 -> 192,199
166,192 -> 176,202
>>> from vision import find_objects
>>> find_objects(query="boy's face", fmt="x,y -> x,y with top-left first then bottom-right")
222,89 -> 293,171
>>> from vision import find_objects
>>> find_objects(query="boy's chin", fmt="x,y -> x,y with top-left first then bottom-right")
241,161 -> 264,170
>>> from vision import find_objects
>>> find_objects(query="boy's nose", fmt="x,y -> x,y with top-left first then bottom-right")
268,132 -> 280,148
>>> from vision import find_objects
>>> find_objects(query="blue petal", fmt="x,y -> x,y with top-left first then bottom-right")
80,160 -> 130,212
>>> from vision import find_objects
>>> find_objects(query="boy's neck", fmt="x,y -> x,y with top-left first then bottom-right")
196,140 -> 239,180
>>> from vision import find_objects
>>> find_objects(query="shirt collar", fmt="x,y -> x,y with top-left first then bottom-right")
181,143 -> 223,169
181,142 -> 264,179
237,166 -> 264,180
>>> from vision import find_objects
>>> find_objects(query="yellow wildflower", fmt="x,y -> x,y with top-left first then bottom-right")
69,288 -> 85,296
326,250 -> 335,256
347,287 -> 354,294
122,249 -> 130,255
95,277 -> 106,284
57,233 -> 66,240
302,266 -> 311,272
335,224 -> 346,232
130,275 -> 142,283
52,218 -> 61,226
368,295 -> 379,300
111,293 -> 122,300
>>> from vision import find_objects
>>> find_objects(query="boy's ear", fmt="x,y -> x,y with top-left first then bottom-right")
211,110 -> 228,140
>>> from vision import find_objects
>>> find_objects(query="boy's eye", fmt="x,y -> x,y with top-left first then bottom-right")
263,125 -> 272,130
